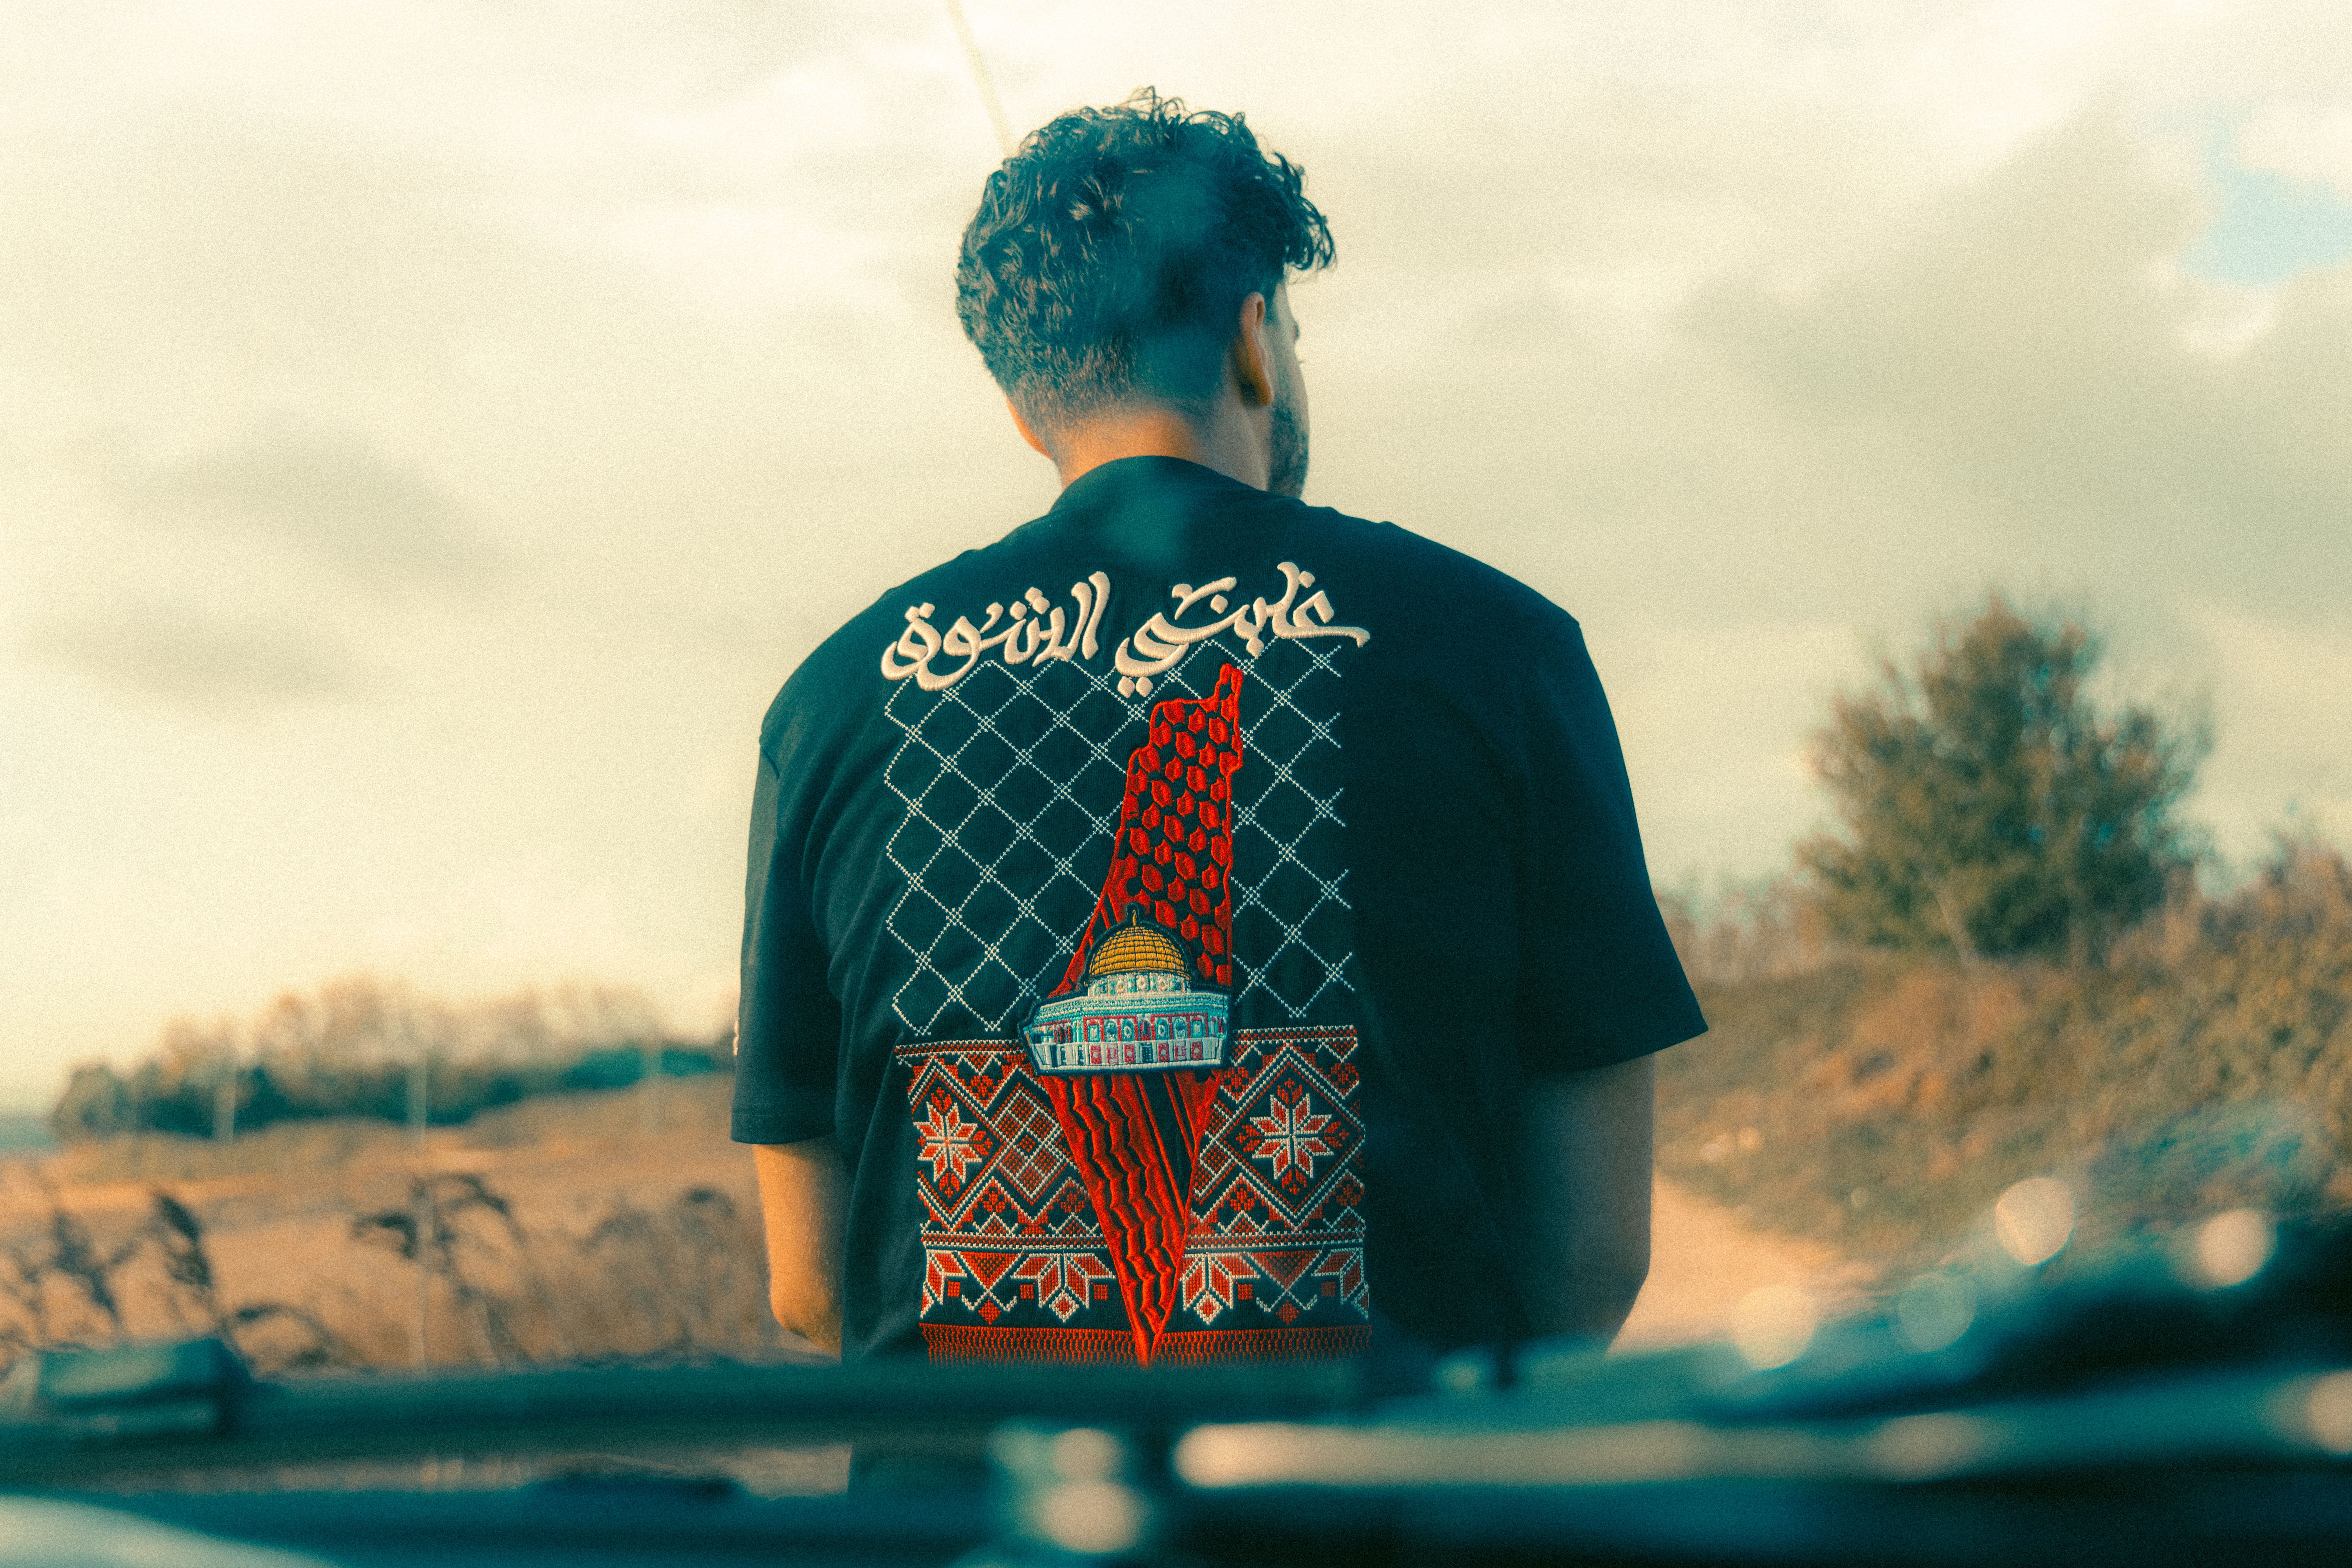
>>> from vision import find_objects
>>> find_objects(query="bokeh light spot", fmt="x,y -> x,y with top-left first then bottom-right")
1731,1284 -> 1817,1369
1049,1427 -> 1123,1482
2188,1208 -> 2275,1289
2303,1372 -> 2352,1455
1893,1272 -> 1975,1353
1868,1413 -> 1989,1479
1037,1481 -> 1146,1556
1993,1177 -> 2075,1266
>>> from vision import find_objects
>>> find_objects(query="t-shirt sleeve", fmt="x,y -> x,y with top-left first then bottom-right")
730,740 -> 844,1145
1512,617 -> 1707,1076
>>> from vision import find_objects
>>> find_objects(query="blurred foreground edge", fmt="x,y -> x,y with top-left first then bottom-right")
0,1338 -> 1357,1486
19,1213 -> 2352,1568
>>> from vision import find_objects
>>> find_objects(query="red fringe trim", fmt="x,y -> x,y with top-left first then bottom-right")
922,1323 -> 1370,1367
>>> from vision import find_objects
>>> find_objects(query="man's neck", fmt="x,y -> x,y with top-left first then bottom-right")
1045,401 -> 1268,492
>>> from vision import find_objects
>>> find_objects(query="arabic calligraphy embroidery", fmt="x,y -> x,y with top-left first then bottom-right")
878,563 -> 1370,695
1112,562 -> 1370,697
880,572 -> 1112,692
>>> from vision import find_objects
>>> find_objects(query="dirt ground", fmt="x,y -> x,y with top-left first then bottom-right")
1617,1177 -> 1869,1351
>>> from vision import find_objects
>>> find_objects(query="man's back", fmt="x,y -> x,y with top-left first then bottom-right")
735,456 -> 1702,1362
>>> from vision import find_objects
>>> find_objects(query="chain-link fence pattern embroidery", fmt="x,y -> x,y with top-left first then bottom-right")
881,630 -> 1352,1034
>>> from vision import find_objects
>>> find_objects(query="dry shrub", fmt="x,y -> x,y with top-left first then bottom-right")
0,1192 -> 242,1360
338,1175 -> 775,1366
0,1079 -> 789,1375
0,1174 -> 780,1376
565,1187 -> 775,1360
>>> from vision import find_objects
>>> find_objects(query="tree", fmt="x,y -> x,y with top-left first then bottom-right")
50,1063 -> 132,1142
1798,595 -> 2206,964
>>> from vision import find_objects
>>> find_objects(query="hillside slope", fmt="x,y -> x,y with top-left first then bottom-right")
1657,843 -> 2352,1263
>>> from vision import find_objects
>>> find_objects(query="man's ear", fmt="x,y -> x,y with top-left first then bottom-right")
1229,292 -> 1275,410
1007,398 -> 1054,458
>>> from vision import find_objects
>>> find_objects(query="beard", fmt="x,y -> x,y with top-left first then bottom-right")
1266,381 -> 1309,499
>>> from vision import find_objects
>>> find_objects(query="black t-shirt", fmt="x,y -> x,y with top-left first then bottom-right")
734,456 -> 1704,1364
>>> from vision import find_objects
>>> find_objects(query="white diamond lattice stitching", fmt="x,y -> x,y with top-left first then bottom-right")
881,631 -> 1354,1034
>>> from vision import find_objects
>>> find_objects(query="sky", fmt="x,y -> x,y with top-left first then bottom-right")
4,0 -> 2351,1107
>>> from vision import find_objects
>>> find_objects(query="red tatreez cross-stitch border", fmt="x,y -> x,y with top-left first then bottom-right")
922,1322 -> 1368,1365
901,1026 -> 1367,1367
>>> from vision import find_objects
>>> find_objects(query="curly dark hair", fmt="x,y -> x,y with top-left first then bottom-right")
955,88 -> 1334,432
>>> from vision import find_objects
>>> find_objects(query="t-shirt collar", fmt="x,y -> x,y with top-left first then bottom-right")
1048,455 -> 1251,516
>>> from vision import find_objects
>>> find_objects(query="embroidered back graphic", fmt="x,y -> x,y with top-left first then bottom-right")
1028,666 -> 1239,1363
886,567 -> 1369,1366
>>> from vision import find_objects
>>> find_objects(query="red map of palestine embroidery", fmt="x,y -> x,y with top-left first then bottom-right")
1040,663 -> 1244,1364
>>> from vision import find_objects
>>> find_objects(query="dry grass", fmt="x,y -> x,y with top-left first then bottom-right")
0,1078 -> 806,1376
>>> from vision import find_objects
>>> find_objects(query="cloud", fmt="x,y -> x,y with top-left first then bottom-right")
2189,603 -> 2352,856
1684,110 -> 2352,617
2238,100 -> 2352,197
1602,617 -> 1864,880
105,420 -> 495,593
366,857 -> 636,984
24,604 -> 373,713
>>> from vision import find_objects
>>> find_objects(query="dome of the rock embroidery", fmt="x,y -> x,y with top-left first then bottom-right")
1087,916 -> 1187,980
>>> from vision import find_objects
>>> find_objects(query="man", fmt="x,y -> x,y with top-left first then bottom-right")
733,90 -> 1703,1367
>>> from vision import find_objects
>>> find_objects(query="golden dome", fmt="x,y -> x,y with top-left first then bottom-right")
1087,916 -> 1187,979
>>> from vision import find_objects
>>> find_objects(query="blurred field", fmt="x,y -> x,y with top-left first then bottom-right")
0,1077 -> 803,1375
34,839 -> 2341,1379
0,1067 -> 1856,1376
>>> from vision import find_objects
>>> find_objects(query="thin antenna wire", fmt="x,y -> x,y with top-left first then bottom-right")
944,0 -> 1015,156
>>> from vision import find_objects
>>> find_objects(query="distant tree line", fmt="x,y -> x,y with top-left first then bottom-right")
51,975 -> 732,1144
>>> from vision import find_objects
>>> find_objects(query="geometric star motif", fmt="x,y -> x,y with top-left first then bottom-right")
1243,1077 -> 1336,1188
914,1089 -> 990,1191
